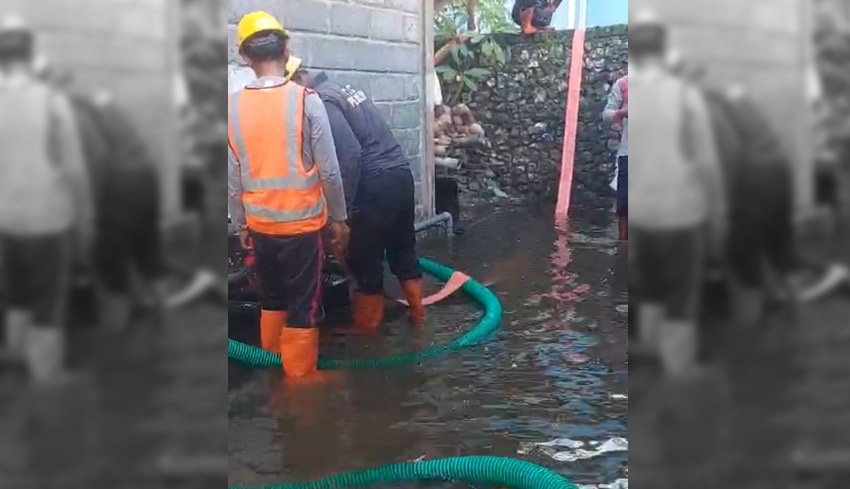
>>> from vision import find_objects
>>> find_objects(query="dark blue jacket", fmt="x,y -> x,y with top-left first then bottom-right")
307,73 -> 410,209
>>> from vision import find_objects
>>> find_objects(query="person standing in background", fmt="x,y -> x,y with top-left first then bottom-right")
603,74 -> 628,240
0,16 -> 93,384
628,11 -> 726,380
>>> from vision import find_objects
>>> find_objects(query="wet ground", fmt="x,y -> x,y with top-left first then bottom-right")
0,223 -> 228,489
630,225 -> 850,489
228,203 -> 629,488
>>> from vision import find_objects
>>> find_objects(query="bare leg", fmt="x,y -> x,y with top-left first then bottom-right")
2,309 -> 30,362
658,319 -> 702,380
633,302 -> 663,357
520,8 -> 539,35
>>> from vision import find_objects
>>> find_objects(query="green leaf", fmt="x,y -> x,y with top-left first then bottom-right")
482,41 -> 493,57
471,34 -> 485,44
463,77 -> 479,92
465,67 -> 492,79
450,46 -> 461,66
435,65 -> 457,76
495,46 -> 506,64
459,44 -> 470,58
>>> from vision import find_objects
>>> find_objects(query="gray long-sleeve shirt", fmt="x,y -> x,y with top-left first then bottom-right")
228,77 -> 347,231
0,76 -> 92,236
629,69 -> 726,230
602,76 -> 628,157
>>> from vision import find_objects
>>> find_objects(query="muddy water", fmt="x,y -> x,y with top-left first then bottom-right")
0,229 -> 227,489
228,204 -> 629,487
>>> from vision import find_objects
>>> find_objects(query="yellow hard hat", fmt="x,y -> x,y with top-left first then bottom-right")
236,11 -> 288,50
285,56 -> 302,81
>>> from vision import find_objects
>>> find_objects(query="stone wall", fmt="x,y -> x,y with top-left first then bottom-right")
440,26 -> 627,207
227,0 -> 430,218
0,0 -> 179,218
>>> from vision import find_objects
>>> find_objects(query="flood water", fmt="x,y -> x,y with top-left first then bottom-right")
0,227 -> 227,489
228,203 -> 629,488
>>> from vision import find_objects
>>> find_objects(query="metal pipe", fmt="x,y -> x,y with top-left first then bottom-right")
415,212 -> 454,236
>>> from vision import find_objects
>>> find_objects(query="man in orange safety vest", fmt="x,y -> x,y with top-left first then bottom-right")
228,11 -> 349,379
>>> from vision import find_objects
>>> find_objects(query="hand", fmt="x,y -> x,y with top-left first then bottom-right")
616,107 -> 628,120
326,221 -> 350,250
239,229 -> 253,250
454,33 -> 471,45
325,221 -> 351,274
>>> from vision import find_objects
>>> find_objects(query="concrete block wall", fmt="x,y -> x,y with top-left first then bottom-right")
639,0 -> 814,215
228,0 -> 431,219
0,0 -> 180,219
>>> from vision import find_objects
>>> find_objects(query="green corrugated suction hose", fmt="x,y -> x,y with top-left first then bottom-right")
229,456 -> 578,489
228,262 -> 578,489
228,257 -> 503,369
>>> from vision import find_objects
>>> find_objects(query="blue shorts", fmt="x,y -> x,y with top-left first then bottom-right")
616,155 -> 628,217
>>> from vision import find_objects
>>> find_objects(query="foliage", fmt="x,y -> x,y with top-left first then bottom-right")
435,33 -> 507,104
435,0 -> 518,35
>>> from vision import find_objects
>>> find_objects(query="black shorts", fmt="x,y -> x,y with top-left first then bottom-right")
1,233 -> 71,326
728,166 -> 797,287
616,156 -> 628,217
182,168 -> 206,215
349,168 -> 422,295
251,230 -> 323,328
632,226 -> 703,320
95,185 -> 163,293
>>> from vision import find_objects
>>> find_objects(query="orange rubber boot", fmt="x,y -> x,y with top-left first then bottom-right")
260,310 -> 287,353
352,293 -> 384,332
520,8 -> 538,35
279,327 -> 319,378
401,279 -> 426,326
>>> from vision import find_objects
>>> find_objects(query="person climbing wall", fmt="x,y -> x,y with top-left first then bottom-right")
511,0 -> 562,35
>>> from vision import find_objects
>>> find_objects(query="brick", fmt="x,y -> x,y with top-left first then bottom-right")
408,155 -> 422,182
394,128 -> 421,157
302,35 -> 358,70
370,75 -> 407,101
351,0 -> 387,7
403,15 -> 420,44
386,0 -> 420,14
369,9 -> 404,42
278,0 -> 331,33
354,42 -> 420,73
286,35 -> 312,64
330,4 -> 371,37
229,0 -> 330,33
391,101 -> 420,129
405,73 -> 421,100
227,0 -> 274,25
374,102 -> 393,122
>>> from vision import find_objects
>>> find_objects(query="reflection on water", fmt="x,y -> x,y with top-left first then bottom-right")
228,204 -> 628,487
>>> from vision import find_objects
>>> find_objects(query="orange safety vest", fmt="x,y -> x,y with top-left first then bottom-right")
228,81 -> 327,235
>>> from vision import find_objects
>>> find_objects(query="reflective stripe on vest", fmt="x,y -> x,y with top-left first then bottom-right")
228,82 -> 327,234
